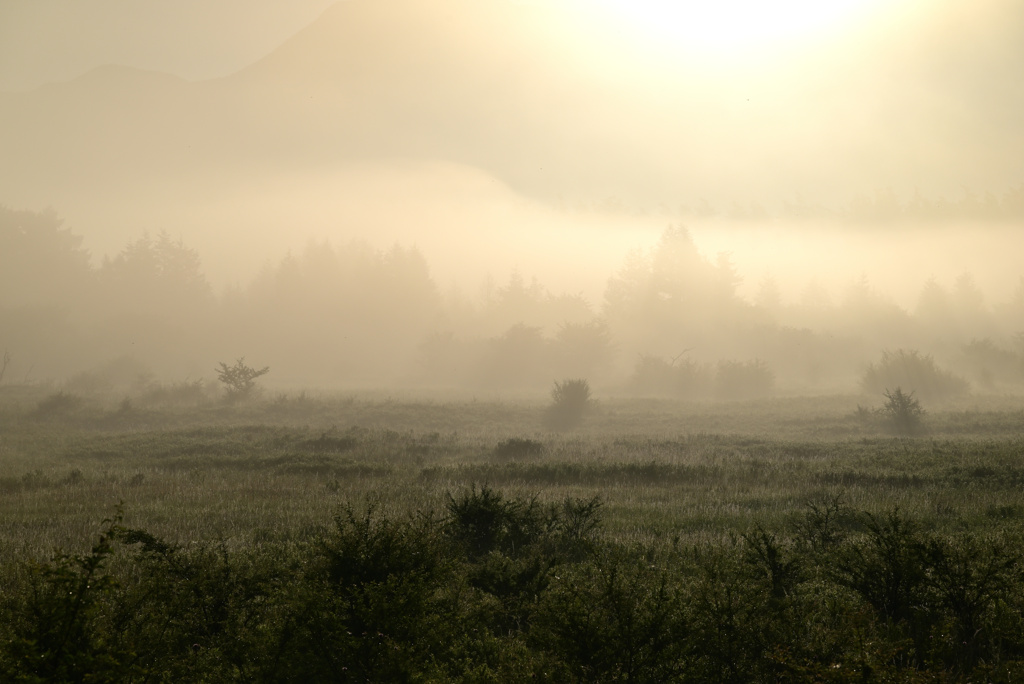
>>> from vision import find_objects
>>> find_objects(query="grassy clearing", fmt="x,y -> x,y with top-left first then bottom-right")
3,388 -> 1024,680
2,389 -> 1023,554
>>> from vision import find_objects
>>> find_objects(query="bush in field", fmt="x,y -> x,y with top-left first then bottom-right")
446,485 -> 546,559
445,485 -> 602,562
880,387 -> 924,434
494,437 -> 545,461
531,556 -> 686,682
834,509 -> 928,622
297,503 -> 452,681
215,357 -> 269,401
544,378 -> 592,430
7,493 -> 1024,680
861,349 -> 968,400
1,510 -> 132,682
31,391 -> 83,420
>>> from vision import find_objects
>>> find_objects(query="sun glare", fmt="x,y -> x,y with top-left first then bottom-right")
569,0 -> 887,63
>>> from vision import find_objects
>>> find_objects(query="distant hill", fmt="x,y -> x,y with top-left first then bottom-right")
1,0 -> 1022,231
0,0 -> 672,206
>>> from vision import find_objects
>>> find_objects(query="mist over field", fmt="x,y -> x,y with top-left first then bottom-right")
8,5 -> 1024,679
2,0 -> 1023,399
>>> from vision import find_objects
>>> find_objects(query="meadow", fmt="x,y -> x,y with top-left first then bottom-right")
2,386 -> 1024,681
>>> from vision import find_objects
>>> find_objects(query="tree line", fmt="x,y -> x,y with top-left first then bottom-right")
2,205 -> 1023,396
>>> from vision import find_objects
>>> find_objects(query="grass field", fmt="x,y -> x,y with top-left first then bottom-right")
2,387 -> 1024,680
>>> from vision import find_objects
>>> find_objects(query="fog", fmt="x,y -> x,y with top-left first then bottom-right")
2,0 -> 1023,400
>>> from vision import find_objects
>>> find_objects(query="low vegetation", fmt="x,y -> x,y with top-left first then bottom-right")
862,348 -> 969,400
215,358 -> 270,401
2,388 -> 1024,680
543,378 -> 592,430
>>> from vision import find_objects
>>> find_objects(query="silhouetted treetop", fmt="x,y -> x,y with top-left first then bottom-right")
97,230 -> 212,318
0,206 -> 91,307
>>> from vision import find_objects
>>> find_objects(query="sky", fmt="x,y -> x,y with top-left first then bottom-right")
3,0 -> 1024,392
2,0 -> 1023,307
0,0 -> 336,92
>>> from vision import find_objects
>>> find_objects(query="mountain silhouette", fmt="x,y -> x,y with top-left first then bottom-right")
1,0 -> 1022,219
0,0 -> 660,206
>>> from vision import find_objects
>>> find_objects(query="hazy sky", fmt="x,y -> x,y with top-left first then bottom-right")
0,0 -> 335,91
2,0 -> 1023,309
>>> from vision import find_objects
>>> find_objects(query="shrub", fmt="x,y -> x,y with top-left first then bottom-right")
532,557 -> 686,682
302,433 -> 358,453
31,391 -> 83,420
924,534 -> 1022,671
296,503 -> 451,682
880,387 -> 924,435
494,437 -> 545,461
1,509 -> 133,682
544,378 -> 592,430
794,495 -> 851,555
215,358 -> 269,401
833,509 -> 928,624
445,485 -> 546,559
861,349 -> 968,400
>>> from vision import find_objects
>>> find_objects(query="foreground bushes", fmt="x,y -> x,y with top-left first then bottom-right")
2,493 -> 1023,682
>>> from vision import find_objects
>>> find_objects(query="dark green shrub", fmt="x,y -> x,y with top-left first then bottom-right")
445,487 -> 602,563
833,509 -> 929,625
686,548 -> 778,682
292,503 -> 452,682
9,492 -> 1024,681
742,526 -> 801,601
544,378 -> 592,430
532,556 -> 687,682
113,531 -> 287,681
924,534 -> 1022,672
1,510 -> 133,682
466,552 -> 553,635
550,496 -> 603,559
322,503 -> 443,587
794,495 -> 851,556
880,387 -> 924,435
446,485 -> 546,559
494,437 -> 545,461
302,433 -> 358,453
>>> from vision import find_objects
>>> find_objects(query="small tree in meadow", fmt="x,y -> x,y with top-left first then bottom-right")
215,358 -> 269,401
880,387 -> 924,435
544,378 -> 592,431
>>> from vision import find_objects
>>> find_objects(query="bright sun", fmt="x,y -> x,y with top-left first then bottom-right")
563,0 -> 888,65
